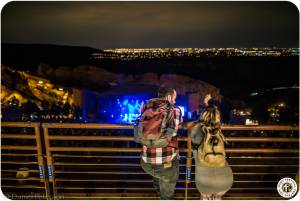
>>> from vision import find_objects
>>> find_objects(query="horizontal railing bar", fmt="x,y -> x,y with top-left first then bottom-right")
1,185 -> 45,189
1,169 -> 39,173
1,122 -> 40,127
234,180 -> 278,183
51,154 -> 299,160
56,192 -> 281,195
54,194 -> 283,199
46,136 -> 298,142
223,198 -> 282,200
228,156 -> 299,159
1,146 -> 37,150
52,154 -> 141,158
1,134 -> 36,139
233,172 -> 296,175
1,177 -> 42,181
53,162 -> 298,167
47,135 -> 298,143
48,136 -> 187,142
1,161 -> 38,165
53,171 -> 296,175
226,148 -> 298,153
59,180 -> 186,183
229,164 -> 299,167
2,122 -> 298,131
55,187 -> 165,190
54,171 -> 148,174
48,147 -> 298,153
43,123 -> 132,129
1,153 -> 39,157
48,136 -> 134,141
57,196 -> 283,200
59,196 -> 158,199
223,198 -> 279,199
42,123 -> 299,131
56,193 -> 281,196
226,137 -> 299,142
59,196 -> 281,198
54,178 -> 278,183
54,192 -> 276,199
60,196 -> 157,199
221,125 -> 299,131
224,194 -> 283,196
53,163 -> 141,166
49,147 -> 142,152
54,171 -> 191,175
55,187 -> 276,190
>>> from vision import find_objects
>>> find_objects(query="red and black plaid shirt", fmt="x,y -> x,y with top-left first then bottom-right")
141,105 -> 182,165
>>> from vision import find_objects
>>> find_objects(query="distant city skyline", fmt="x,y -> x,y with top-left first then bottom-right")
2,1 -> 299,49
90,47 -> 299,60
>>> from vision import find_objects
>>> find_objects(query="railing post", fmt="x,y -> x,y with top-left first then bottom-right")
42,123 -> 56,199
1,122 -> 50,199
185,122 -> 196,200
34,124 -> 51,199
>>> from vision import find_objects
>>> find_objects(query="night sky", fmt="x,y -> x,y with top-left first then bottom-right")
1,1 -> 299,49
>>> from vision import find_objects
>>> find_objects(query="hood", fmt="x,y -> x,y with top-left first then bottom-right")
146,98 -> 172,111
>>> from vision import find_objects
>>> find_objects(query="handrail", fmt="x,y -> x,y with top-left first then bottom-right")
51,154 -> 299,159
53,178 -> 281,183
51,163 -> 298,167
46,147 -> 298,153
1,145 -> 40,150
42,123 -> 132,129
52,170 -> 297,175
1,134 -> 37,139
47,135 -> 299,142
42,123 -> 299,131
221,125 -> 299,131
1,121 -> 40,127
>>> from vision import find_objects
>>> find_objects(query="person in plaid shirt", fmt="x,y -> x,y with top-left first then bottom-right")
140,86 -> 182,200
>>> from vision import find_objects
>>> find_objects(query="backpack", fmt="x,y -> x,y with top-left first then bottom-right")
197,107 -> 227,167
133,99 -> 174,148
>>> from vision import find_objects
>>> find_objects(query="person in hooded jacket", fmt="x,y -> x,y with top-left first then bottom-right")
140,86 -> 182,200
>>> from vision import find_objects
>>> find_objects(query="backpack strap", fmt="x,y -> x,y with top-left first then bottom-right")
133,101 -> 150,125
190,121 -> 205,150
162,103 -> 176,138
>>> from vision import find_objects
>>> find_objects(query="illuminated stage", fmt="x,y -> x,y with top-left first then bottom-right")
82,85 -> 188,124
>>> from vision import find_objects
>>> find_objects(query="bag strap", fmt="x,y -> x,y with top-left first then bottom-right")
160,103 -> 175,137
133,101 -> 149,125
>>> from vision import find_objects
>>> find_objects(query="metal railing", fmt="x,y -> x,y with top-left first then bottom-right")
1,122 -> 299,200
1,122 -> 49,199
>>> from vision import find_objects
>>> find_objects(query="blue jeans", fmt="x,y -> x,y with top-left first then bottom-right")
141,159 -> 179,200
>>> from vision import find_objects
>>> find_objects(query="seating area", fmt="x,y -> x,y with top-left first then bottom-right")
1,122 -> 299,200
